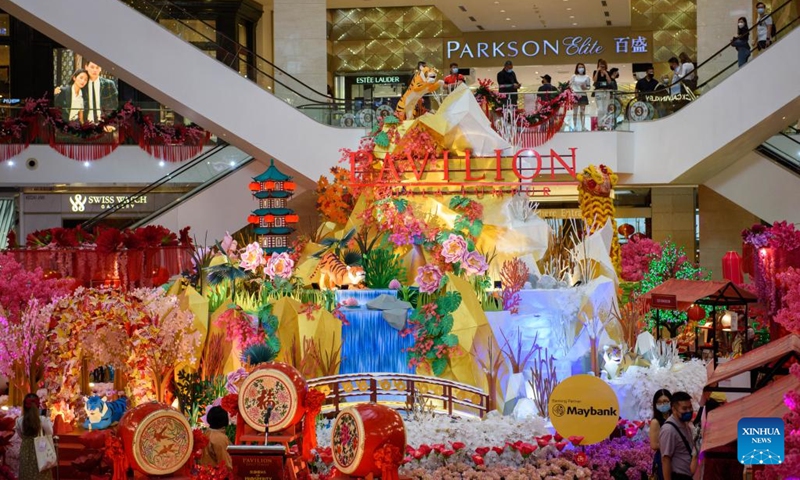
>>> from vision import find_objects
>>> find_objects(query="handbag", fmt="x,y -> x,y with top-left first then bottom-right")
35,428 -> 58,472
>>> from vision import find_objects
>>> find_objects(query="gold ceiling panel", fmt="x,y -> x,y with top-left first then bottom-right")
331,6 -> 458,73
632,0 -> 697,64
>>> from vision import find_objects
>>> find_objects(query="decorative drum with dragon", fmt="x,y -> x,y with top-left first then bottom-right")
119,402 -> 193,475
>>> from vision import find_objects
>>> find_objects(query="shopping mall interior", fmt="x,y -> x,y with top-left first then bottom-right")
0,0 -> 798,479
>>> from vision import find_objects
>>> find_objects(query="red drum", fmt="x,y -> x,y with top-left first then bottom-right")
332,404 -> 406,477
118,402 -> 193,476
238,362 -> 307,433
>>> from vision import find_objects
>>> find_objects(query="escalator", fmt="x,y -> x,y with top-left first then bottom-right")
705,127 -> 800,223
80,144 -> 258,241
0,0 -> 364,187
0,0 -> 798,189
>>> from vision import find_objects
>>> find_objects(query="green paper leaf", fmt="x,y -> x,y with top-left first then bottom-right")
442,333 -> 459,347
432,357 -> 448,376
374,131 -> 390,148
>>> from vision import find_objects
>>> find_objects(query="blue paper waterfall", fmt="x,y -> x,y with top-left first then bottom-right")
335,289 -> 415,374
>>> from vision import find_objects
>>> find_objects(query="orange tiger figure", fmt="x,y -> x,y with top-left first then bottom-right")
313,253 -> 366,290
394,66 -> 444,121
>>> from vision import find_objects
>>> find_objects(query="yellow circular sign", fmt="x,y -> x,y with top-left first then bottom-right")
548,374 -> 620,445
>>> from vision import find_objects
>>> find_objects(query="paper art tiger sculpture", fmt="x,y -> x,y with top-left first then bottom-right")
313,253 -> 366,290
395,66 -> 444,121
83,395 -> 128,430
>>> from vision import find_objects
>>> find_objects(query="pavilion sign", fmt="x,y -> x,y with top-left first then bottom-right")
347,148 -> 579,197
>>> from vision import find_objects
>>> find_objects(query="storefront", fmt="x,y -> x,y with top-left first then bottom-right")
18,189 -> 188,238
334,72 -> 413,127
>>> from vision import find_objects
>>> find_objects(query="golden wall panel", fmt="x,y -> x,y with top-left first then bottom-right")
632,0 -> 697,63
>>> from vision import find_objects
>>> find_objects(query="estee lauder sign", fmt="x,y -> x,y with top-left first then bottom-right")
348,148 -> 579,196
445,27 -> 653,68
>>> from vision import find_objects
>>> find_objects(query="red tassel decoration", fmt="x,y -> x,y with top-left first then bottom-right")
0,143 -> 26,163
50,142 -> 120,161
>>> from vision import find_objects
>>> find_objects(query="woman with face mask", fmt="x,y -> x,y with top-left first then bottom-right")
443,62 -> 466,91
570,63 -> 591,131
650,389 -> 673,480
731,17 -> 751,67
593,59 -> 613,130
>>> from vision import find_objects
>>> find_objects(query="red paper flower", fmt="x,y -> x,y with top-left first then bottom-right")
575,451 -> 588,467
568,435 -> 584,446
440,449 -> 456,458
554,432 -> 564,442
451,441 -> 466,450
475,447 -> 490,457
555,441 -> 568,451
471,454 -> 485,465
417,444 -> 432,456
536,437 -> 550,448
220,393 -> 239,417
491,446 -> 505,455
625,427 -> 638,438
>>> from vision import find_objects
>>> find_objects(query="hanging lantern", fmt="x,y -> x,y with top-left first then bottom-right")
264,214 -> 275,223
722,251 -> 744,284
687,304 -> 706,321
285,214 -> 300,224
284,181 -> 296,191
247,214 -> 259,224
618,223 -> 635,238
264,181 -> 276,190
249,181 -> 261,191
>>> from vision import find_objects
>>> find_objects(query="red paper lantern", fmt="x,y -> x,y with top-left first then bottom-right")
286,214 -> 300,224
247,214 -> 259,224
617,223 -> 635,238
264,214 -> 275,223
722,251 -> 744,284
687,304 -> 706,321
248,181 -> 260,191
284,181 -> 296,191
264,181 -> 275,190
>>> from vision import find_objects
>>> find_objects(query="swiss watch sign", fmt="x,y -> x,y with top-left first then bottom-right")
548,374 -> 620,445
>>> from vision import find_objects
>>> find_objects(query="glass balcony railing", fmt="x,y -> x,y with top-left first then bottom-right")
81,144 -> 253,230
757,126 -> 800,174
116,0 -> 796,133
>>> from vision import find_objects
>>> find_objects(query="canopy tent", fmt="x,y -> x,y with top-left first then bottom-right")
706,334 -> 800,393
701,372 -> 798,453
643,280 -> 758,366
643,279 -> 757,310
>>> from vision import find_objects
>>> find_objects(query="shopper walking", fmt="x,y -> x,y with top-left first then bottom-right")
15,394 -> 54,480
659,391 -> 698,480
649,389 -> 673,480
570,63 -> 591,131
732,17 -> 752,67
755,2 -> 774,50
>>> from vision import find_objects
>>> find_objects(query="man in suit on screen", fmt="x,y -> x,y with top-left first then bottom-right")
82,60 -> 118,123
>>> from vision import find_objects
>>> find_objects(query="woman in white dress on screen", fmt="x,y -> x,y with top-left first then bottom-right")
54,68 -> 88,123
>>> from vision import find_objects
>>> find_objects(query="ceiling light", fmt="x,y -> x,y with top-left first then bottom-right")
494,1 -> 499,3
570,15 -> 575,18
511,25 -> 516,28
567,7 -> 572,10
6,160 -> 13,166
83,161 -> 90,168
506,17 -> 511,20
159,161 -> 165,167
500,9 -> 506,12
572,22 -> 578,25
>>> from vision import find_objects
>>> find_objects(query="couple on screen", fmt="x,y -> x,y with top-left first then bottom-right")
54,60 -> 118,125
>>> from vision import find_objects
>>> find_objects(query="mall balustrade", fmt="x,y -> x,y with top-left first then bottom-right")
756,126 -> 800,174
114,0 -> 797,133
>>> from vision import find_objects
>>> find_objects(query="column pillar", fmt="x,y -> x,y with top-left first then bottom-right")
273,0 -> 327,104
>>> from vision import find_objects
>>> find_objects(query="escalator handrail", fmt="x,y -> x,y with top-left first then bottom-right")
128,156 -> 256,230
119,0 -> 345,105
80,142 -> 230,230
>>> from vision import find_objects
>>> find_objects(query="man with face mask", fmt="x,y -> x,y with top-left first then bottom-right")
537,74 -> 558,103
659,391 -> 698,480
497,60 -> 521,107
443,63 -> 466,89
636,66 -> 660,97
755,2 -> 773,50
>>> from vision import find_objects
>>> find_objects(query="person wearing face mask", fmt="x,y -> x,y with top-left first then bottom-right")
732,17 -> 752,67
755,2 -> 773,50
659,391 -> 698,480
649,389 -> 673,480
537,74 -> 558,103
636,66 -> 660,98
443,62 -> 466,91
570,63 -> 591,131
497,60 -> 521,108
592,59 -> 613,130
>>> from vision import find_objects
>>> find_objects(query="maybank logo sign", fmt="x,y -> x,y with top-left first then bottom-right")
737,418 -> 784,465
548,375 -> 620,445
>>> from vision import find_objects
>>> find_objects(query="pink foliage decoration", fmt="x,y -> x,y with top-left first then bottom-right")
620,236 -> 662,282
0,253 -> 73,322
757,267 -> 800,479
214,307 -> 260,350
0,299 -> 55,395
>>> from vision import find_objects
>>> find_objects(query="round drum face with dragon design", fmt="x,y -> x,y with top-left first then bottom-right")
121,403 -> 193,476
238,362 -> 307,433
